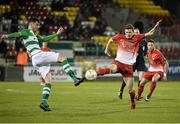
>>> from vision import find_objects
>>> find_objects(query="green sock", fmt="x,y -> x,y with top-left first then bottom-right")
42,83 -> 51,105
61,60 -> 78,82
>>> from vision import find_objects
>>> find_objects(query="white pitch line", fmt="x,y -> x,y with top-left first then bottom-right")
5,89 -> 38,94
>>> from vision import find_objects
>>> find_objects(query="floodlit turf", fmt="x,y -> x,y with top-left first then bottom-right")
0,81 -> 180,123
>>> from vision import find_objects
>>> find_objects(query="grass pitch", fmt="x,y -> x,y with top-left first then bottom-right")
0,81 -> 180,123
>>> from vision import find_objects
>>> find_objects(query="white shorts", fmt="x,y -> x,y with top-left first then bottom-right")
32,51 -> 59,79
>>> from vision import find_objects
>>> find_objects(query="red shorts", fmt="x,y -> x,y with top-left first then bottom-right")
112,60 -> 133,77
143,71 -> 164,80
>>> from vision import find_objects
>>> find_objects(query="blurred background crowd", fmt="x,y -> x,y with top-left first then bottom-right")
0,0 -> 180,66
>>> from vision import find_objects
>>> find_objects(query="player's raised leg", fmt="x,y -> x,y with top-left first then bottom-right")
57,54 -> 84,86
96,64 -> 118,76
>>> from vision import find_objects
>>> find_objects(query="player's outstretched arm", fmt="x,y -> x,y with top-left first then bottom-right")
1,32 -> 22,39
145,20 -> 162,37
39,26 -> 64,42
104,38 -> 113,56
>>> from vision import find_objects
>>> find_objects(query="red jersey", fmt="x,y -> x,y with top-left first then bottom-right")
112,34 -> 145,65
148,49 -> 166,72
41,47 -> 51,52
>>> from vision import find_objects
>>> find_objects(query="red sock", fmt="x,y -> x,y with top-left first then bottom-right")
129,90 -> 136,109
96,68 -> 110,76
148,81 -> 156,97
137,85 -> 144,99
138,80 -> 141,86
129,90 -> 135,102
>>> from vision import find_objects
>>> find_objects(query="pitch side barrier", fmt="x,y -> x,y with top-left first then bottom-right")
0,65 -> 23,81
0,64 -> 180,82
0,63 -> 82,82
167,64 -> 180,80
96,64 -> 180,81
23,65 -> 82,82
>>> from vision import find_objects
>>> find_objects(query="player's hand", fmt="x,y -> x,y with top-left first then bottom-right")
162,75 -> 167,81
104,48 -> 111,56
1,34 -> 8,39
56,26 -> 65,35
155,19 -> 162,27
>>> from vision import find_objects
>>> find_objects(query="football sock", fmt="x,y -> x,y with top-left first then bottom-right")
129,90 -> 135,102
61,60 -> 78,82
42,83 -> 51,105
120,79 -> 126,92
130,90 -> 136,110
137,85 -> 144,98
96,68 -> 110,76
148,81 -> 156,97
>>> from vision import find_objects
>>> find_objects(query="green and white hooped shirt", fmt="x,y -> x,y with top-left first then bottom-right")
8,29 -> 59,56
23,29 -> 41,56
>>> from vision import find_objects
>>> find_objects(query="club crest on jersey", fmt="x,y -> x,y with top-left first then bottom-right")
152,55 -> 156,60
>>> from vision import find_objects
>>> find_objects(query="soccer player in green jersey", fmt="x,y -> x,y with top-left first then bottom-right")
1,18 -> 84,111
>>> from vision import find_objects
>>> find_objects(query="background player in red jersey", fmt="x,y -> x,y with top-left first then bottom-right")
41,42 -> 51,52
136,39 -> 169,102
95,20 -> 162,109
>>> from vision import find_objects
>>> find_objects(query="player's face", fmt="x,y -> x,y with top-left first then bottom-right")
125,29 -> 134,39
147,42 -> 155,52
42,42 -> 47,47
32,21 -> 40,32
134,29 -> 140,34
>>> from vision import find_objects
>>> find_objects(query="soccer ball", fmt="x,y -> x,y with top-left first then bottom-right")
85,69 -> 97,80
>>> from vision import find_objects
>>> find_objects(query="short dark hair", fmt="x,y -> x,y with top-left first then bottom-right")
147,39 -> 155,43
28,17 -> 39,24
124,24 -> 134,30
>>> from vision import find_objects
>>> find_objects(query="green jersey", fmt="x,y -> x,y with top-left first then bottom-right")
8,29 -> 58,56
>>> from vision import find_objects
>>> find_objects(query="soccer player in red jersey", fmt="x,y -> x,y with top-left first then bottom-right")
118,28 -> 147,99
95,20 -> 162,109
41,42 -> 51,52
136,39 -> 169,102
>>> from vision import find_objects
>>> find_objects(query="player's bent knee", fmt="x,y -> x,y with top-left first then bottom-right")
140,78 -> 147,86
58,54 -> 67,62
152,74 -> 160,82
109,64 -> 118,73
